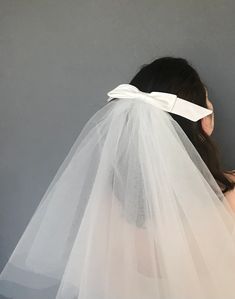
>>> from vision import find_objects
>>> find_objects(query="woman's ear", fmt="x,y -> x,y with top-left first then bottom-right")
201,115 -> 214,136
201,94 -> 214,136
201,116 -> 211,135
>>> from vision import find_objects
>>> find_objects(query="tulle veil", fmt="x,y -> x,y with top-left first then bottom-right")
1,91 -> 235,299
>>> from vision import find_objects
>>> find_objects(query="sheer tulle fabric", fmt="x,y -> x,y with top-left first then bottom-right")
0,98 -> 235,299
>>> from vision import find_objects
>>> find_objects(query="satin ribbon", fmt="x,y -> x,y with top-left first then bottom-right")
107,83 -> 212,122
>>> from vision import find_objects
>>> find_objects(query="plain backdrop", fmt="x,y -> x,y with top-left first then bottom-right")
0,0 -> 234,271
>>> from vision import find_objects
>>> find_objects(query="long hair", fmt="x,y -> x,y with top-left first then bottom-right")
128,56 -> 234,193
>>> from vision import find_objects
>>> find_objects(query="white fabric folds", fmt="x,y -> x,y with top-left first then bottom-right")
0,94 -> 235,299
107,84 -> 213,121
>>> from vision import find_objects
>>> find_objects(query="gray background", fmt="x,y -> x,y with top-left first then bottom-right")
0,0 -> 234,271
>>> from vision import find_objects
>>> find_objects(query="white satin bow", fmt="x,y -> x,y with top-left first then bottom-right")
107,83 -> 213,122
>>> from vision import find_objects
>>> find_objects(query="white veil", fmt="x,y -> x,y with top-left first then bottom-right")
1,84 -> 235,299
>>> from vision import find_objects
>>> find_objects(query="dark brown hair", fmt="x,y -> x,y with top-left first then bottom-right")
128,56 -> 234,193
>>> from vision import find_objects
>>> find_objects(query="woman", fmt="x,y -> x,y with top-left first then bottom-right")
128,56 -> 235,204
1,56 -> 235,299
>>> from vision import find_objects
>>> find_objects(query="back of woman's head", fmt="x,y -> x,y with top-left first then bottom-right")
129,56 -> 234,193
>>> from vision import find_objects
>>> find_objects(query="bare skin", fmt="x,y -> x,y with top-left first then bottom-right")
202,88 -> 235,210
223,172 -> 235,210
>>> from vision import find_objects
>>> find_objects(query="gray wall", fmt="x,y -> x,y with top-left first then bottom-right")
0,0 -> 234,270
